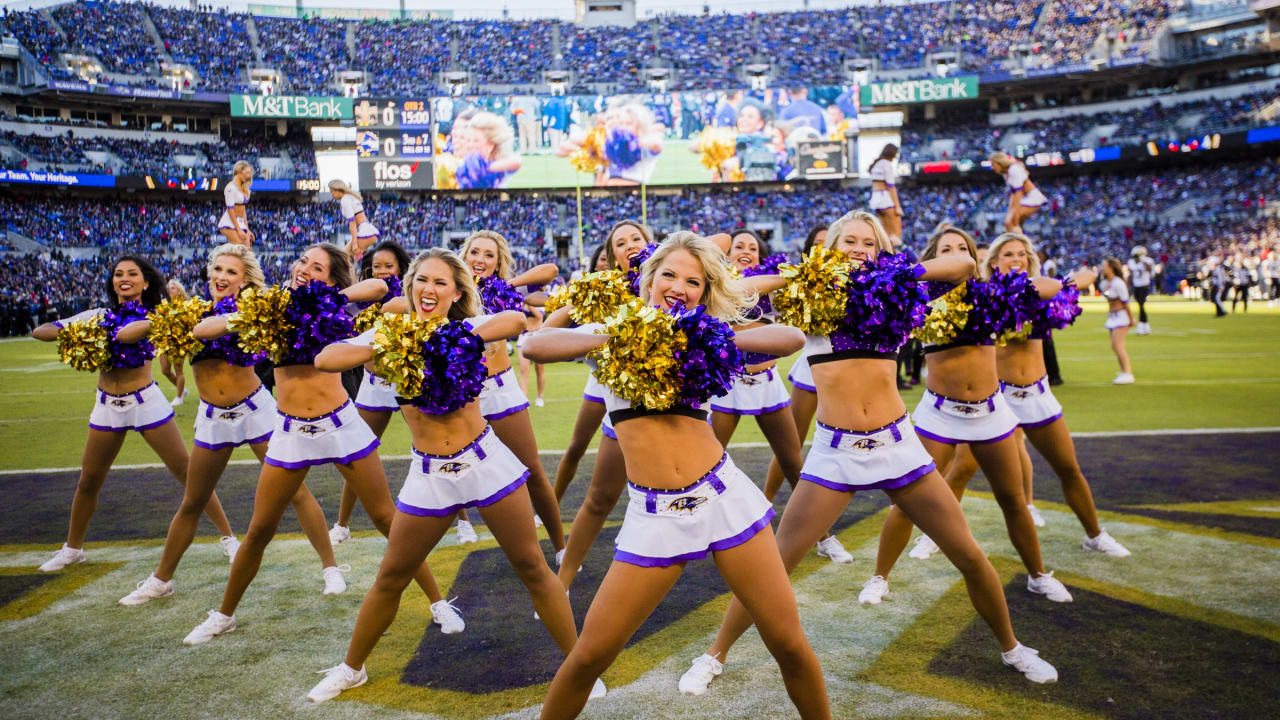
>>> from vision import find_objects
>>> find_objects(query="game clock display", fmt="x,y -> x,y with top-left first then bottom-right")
355,98 -> 434,190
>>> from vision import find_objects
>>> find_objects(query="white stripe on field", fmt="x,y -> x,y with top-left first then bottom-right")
1,427 -> 1277,476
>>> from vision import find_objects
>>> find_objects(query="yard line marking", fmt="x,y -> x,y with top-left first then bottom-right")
2,428 -> 1277,476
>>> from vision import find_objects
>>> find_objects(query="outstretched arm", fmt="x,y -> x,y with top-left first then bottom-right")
315,341 -> 374,373
509,264 -> 559,288
194,315 -> 232,340
342,278 -> 389,304
522,327 -> 607,364
471,310 -> 526,342
919,255 -> 975,284
734,325 -> 805,357
115,320 -> 152,344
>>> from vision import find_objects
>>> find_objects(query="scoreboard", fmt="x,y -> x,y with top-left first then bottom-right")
355,97 -> 434,190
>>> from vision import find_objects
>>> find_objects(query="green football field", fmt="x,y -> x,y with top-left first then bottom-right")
506,139 -> 716,189
0,297 -> 1277,719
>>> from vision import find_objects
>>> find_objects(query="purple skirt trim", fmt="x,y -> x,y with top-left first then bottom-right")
600,422 -> 617,440
483,402 -> 530,422
89,412 -> 175,434
193,430 -> 272,451
799,461 -> 935,494
583,393 -> 604,403
789,379 -> 816,393
914,425 -> 1016,446
354,401 -> 400,413
1019,412 -> 1063,429
613,507 -> 776,568
263,437 -> 380,469
395,471 -> 530,518
710,399 -> 791,416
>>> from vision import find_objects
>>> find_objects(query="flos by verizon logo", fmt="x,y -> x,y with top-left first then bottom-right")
861,76 -> 980,106
230,95 -> 353,119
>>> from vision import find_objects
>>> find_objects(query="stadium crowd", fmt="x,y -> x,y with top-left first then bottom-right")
2,0 -> 1182,93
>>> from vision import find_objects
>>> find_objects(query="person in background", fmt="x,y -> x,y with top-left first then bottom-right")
1101,258 -> 1135,384
1127,246 -> 1155,335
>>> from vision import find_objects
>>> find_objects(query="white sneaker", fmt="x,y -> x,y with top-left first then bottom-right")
119,575 -> 174,606
38,544 -> 85,572
908,534 -> 940,560
431,598 -> 466,634
1001,643 -> 1058,683
219,535 -> 240,563
815,535 -> 853,563
329,523 -> 351,546
535,397 -> 545,407
322,564 -> 351,595
534,589 -> 570,620
590,677 -> 607,699
534,514 -> 544,528
678,653 -> 723,696
858,575 -> 889,605
183,610 -> 235,645
1027,571 -> 1073,603
554,547 -> 565,567
306,663 -> 367,703
170,389 -> 188,406
1027,504 -> 1046,528
455,520 -> 479,544
1113,372 -> 1135,385
1083,529 -> 1131,557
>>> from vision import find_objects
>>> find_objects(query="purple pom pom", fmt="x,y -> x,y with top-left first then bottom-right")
281,281 -> 356,366
477,275 -> 526,313
742,253 -> 788,277
672,305 -> 742,405
197,296 -> 267,367
355,274 -> 403,310
456,152 -> 506,189
407,320 -> 489,415
625,243 -> 658,295
837,253 -> 931,353
1033,279 -> 1083,339
605,128 -> 643,169
102,301 -> 155,369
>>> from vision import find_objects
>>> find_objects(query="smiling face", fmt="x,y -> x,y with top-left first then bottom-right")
207,254 -> 247,301
411,257 -> 463,319
292,247 -> 333,288
465,237 -> 500,278
650,249 -> 706,310
452,123 -> 494,160
736,105 -> 764,134
593,248 -> 610,272
610,225 -> 648,270
237,164 -> 254,184
370,249 -> 401,280
833,219 -> 880,263
994,239 -> 1031,275
112,261 -> 146,303
934,231 -> 978,277
728,233 -> 761,269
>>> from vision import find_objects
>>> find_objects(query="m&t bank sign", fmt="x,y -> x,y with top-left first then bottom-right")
230,94 -> 353,120
860,76 -> 980,106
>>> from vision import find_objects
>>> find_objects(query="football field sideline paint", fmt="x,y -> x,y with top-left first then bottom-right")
1,426 -> 1276,476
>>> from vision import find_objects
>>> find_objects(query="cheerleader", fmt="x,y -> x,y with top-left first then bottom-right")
157,280 -> 190,406
599,103 -> 663,186
865,226 -> 1072,606
716,230 -> 852,564
551,220 -> 654,590
328,240 -> 413,546
985,234 -> 1130,556
867,144 -> 903,243
551,242 -> 610,502
447,109 -> 523,190
217,161 -> 254,246
678,213 -> 1057,697
118,244 -> 344,606
525,232 -> 831,719
32,256 -> 237,572
460,230 -> 565,557
181,243 -> 461,646
990,152 -> 1047,233
327,180 -> 379,259
1101,258 -> 1135,384
305,248 -> 593,703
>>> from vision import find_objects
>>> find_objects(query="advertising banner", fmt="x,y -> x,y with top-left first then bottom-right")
230,94 -> 353,120
859,76 -> 980,106
0,169 -> 115,187
795,140 -> 847,179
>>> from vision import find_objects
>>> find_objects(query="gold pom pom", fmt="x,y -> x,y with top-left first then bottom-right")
589,299 -> 685,411
435,154 -> 459,190
556,270 -> 634,325
697,127 -> 736,171
912,284 -> 973,345
352,303 -> 383,334
543,284 -> 569,316
57,317 -> 111,373
570,125 -> 608,174
772,245 -> 850,336
226,286 -> 292,363
996,322 -> 1033,347
148,297 -> 212,360
369,312 -> 446,399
